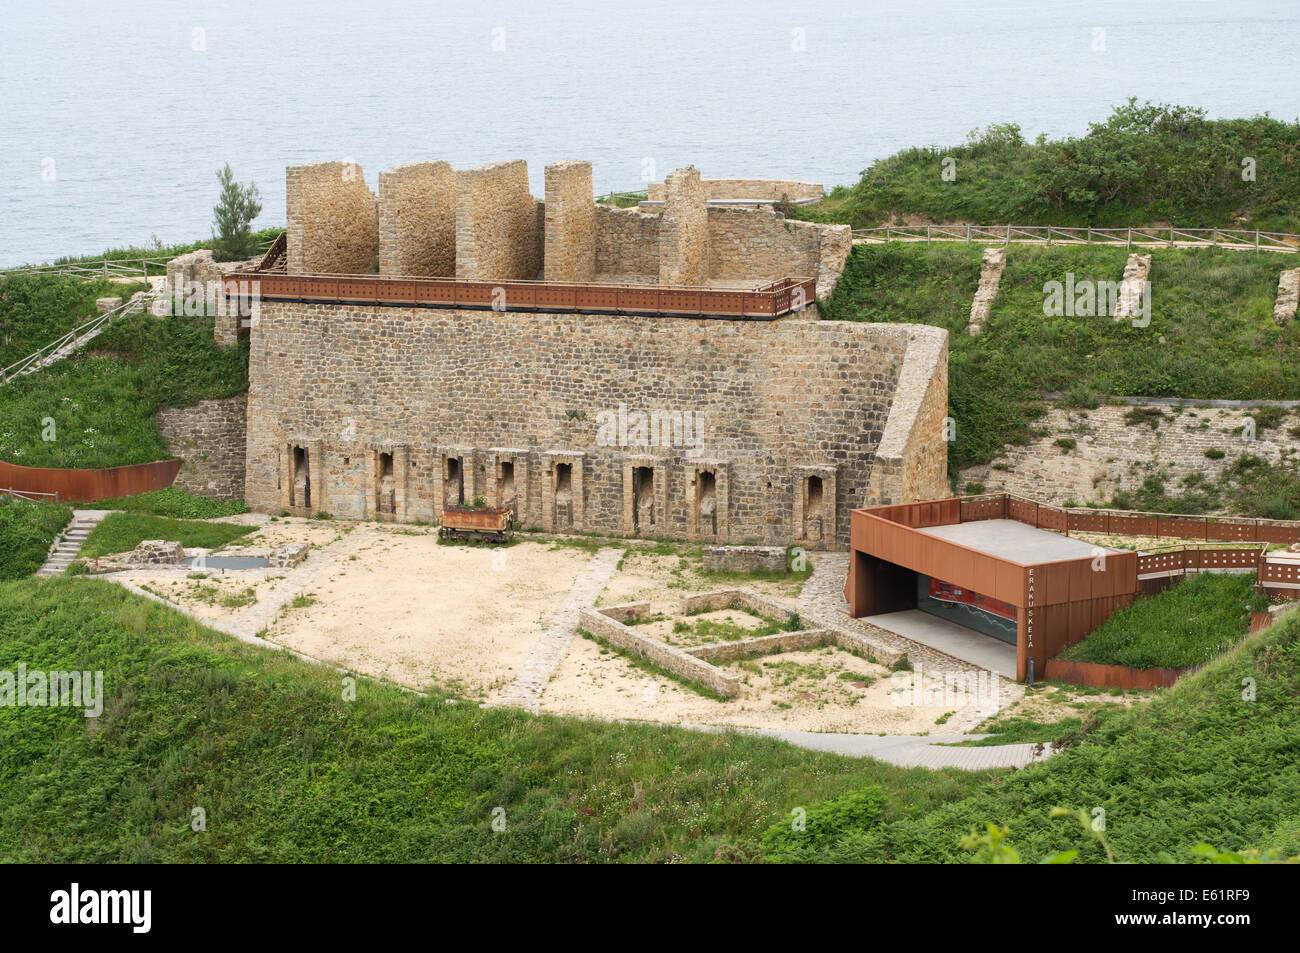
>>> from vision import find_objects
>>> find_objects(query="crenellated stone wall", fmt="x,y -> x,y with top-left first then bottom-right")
286,161 -> 379,275
706,207 -> 851,296
658,166 -> 709,286
157,395 -> 248,500
594,205 -> 660,279
243,300 -> 947,549
378,161 -> 456,276
454,160 -> 542,281
543,160 -> 596,282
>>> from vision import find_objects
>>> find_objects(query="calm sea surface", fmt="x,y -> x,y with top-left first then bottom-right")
3,0 -> 1299,265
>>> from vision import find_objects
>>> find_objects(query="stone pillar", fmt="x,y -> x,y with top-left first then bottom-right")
659,166 -> 709,286
543,160 -> 596,282
378,161 -> 456,276
286,161 -> 379,275
454,160 -> 541,281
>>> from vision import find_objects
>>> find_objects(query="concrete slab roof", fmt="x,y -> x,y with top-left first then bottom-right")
916,519 -> 1120,565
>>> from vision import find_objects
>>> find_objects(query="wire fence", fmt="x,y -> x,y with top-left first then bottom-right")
851,224 -> 1300,253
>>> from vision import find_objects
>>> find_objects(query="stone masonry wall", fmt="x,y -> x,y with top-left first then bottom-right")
286,161 -> 379,275
594,205 -> 660,278
543,160 -> 596,282
658,166 -> 709,286
960,403 -> 1295,507
867,328 -> 951,506
706,207 -> 851,297
454,160 -> 542,280
378,161 -> 456,276
647,179 -> 824,203
157,395 -> 247,499
244,302 -> 947,548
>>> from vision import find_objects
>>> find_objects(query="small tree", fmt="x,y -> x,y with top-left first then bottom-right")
211,164 -> 263,261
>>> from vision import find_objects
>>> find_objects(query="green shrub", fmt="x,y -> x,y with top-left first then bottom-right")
762,787 -> 888,858
791,101 -> 1300,232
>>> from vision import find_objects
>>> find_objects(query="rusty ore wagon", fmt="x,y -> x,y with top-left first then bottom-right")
438,504 -> 514,543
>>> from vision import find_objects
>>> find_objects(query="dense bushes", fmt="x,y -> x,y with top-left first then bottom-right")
798,101 -> 1300,232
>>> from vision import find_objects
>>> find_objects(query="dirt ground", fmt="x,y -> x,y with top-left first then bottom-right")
111,520 -> 1008,734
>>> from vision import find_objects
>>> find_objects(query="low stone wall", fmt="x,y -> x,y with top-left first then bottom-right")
594,205 -> 660,278
706,207 -> 850,298
130,540 -> 186,564
702,545 -> 786,573
648,179 -> 824,203
156,395 -> 247,500
684,628 -> 830,662
578,605 -> 742,697
680,588 -> 798,623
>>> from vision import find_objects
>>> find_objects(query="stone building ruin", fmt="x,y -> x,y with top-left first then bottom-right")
231,157 -> 947,549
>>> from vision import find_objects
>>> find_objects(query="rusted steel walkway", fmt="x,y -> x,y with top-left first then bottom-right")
225,233 -> 815,319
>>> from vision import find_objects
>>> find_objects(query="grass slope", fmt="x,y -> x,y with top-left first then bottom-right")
0,579 -> 991,863
766,613 -> 1300,863
0,310 -> 248,468
79,513 -> 256,559
0,274 -> 148,368
1058,572 -> 1266,669
0,498 -> 72,580
794,101 -> 1300,232
822,243 -> 1293,475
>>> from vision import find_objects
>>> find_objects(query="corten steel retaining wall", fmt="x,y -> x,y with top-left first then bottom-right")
1042,658 -> 1190,690
0,459 -> 181,502
968,492 -> 1300,546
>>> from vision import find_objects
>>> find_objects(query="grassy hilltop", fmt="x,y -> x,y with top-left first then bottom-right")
796,100 -> 1300,233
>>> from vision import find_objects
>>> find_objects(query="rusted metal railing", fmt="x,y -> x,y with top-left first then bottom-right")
225,263 -> 817,320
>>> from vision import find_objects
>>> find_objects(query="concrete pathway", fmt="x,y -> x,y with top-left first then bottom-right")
681,722 -> 1053,769
865,610 -> 1017,679
36,509 -> 112,576
494,546 -> 625,712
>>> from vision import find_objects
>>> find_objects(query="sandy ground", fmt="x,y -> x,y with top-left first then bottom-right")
538,638 -> 970,734
597,548 -> 804,612
112,520 -> 1009,735
111,518 -> 593,699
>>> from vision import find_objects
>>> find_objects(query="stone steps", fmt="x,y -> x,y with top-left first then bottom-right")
35,510 -> 111,576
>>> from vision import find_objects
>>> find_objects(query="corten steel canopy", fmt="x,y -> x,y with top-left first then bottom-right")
223,235 -> 817,320
847,497 -> 1135,682
846,494 -> 1297,681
